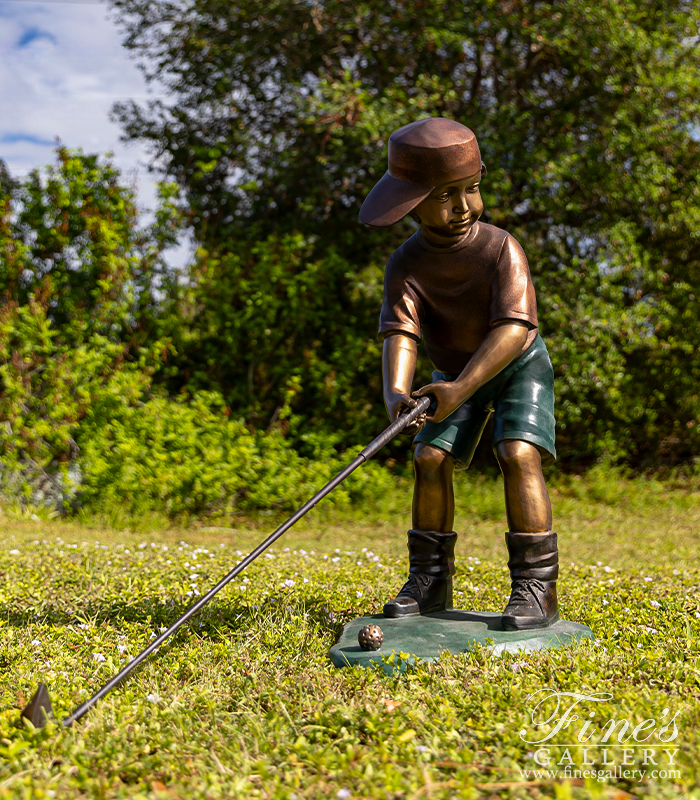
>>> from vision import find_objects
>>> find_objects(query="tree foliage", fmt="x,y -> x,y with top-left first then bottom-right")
109,0 -> 700,465
0,149 -> 179,501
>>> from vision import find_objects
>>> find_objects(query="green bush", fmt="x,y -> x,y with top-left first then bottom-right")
75,372 -> 396,522
0,150 -> 180,505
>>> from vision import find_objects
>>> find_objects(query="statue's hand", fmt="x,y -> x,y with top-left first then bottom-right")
386,392 -> 427,436
414,381 -> 465,424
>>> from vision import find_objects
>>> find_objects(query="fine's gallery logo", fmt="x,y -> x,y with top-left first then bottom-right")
518,689 -> 682,784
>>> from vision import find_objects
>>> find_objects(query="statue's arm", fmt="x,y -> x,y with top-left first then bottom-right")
382,332 -> 426,432
414,321 -> 529,424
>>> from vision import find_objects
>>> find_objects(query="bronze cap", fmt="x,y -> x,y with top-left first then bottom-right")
359,118 -> 482,227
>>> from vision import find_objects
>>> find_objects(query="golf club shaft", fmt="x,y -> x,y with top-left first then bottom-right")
61,396 -> 431,726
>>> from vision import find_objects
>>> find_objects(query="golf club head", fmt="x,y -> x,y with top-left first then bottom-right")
21,683 -> 54,728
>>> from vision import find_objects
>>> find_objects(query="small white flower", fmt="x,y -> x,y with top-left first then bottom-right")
644,576 -> 653,582
637,643 -> 643,649
602,599 -> 609,606
650,600 -> 661,608
604,566 -> 612,572
416,745 -> 429,753
118,645 -> 127,654
92,652 -> 106,663
190,573 -> 200,580
332,557 -> 340,563
673,569 -> 680,575
150,632 -> 157,639
303,578 -> 309,584
356,591 -> 363,598
31,639 -> 41,646
282,579 -> 295,588
146,693 -> 159,703
336,790 -> 351,800
9,549 -> 19,555
78,623 -> 90,630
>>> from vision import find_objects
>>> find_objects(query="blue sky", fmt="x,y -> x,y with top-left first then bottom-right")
0,0 -> 170,218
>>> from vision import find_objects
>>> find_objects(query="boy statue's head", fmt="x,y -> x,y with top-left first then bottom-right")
359,117 -> 485,245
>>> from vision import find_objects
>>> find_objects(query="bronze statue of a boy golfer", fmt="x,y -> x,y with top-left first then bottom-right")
359,117 -> 558,630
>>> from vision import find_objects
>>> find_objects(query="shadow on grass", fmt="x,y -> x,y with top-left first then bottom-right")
0,594 -> 344,641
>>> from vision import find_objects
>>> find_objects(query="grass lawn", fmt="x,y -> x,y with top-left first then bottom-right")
0,468 -> 698,799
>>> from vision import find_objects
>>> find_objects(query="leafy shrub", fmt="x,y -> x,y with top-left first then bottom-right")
75,372 -> 395,522
0,150 -> 179,505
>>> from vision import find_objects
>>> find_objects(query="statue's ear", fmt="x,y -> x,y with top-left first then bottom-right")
480,161 -> 488,176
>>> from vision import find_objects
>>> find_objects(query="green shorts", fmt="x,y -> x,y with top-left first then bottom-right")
414,334 -> 556,466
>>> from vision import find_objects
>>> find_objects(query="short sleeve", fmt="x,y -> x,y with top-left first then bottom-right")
378,254 -> 423,341
489,235 -> 538,329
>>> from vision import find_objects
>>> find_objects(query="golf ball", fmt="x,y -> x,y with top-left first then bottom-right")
358,623 -> 384,651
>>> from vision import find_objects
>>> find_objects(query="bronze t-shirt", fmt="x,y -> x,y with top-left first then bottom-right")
379,222 -> 538,374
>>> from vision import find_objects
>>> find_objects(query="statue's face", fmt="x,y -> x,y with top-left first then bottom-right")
413,171 -> 483,246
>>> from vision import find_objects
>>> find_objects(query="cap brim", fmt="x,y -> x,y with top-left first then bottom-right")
359,172 -> 432,227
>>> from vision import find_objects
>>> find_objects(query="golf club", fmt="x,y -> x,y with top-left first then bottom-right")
21,396 -> 432,728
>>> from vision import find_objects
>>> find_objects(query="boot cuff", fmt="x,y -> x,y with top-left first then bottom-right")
408,529 -> 457,577
505,531 -> 558,581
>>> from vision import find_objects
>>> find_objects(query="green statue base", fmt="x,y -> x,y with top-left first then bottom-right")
329,610 -> 594,673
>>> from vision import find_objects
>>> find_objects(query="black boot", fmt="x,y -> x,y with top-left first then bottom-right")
383,530 -> 457,618
502,531 -> 559,630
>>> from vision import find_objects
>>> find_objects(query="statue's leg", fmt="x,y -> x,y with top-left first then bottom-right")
412,442 -> 455,532
496,439 -> 551,532
383,443 -> 456,618
496,439 -> 559,630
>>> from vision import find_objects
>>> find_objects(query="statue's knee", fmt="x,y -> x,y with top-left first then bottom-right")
496,440 -> 541,475
414,443 -> 452,478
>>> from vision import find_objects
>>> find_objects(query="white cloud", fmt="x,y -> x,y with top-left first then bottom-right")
0,0 -> 178,221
